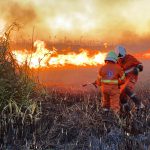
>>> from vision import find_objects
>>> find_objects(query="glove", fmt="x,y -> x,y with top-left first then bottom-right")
137,64 -> 143,72
133,67 -> 139,75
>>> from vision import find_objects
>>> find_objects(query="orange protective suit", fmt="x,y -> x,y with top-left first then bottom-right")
96,61 -> 125,113
118,54 -> 143,106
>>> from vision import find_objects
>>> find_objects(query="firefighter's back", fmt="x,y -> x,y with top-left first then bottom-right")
100,62 -> 122,97
100,62 -> 123,81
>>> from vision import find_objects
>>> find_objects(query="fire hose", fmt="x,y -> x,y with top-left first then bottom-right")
82,82 -> 97,88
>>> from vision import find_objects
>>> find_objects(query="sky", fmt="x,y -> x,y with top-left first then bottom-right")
0,0 -> 150,49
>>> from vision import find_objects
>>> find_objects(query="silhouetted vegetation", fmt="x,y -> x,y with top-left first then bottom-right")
0,23 -> 42,149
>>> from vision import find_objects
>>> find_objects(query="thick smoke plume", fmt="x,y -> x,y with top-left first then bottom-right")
0,0 -> 150,50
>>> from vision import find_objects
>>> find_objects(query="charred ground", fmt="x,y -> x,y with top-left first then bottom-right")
1,85 -> 150,150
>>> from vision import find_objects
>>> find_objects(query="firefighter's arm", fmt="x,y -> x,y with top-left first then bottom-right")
134,56 -> 143,72
130,55 -> 143,75
95,74 -> 102,86
118,68 -> 126,86
136,63 -> 143,72
133,55 -> 143,75
133,63 -> 143,75
95,67 -> 102,86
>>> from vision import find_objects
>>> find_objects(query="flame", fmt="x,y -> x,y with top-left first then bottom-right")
12,40 -> 150,69
12,40 -> 107,68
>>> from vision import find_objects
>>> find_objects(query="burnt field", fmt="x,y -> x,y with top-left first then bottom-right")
1,60 -> 150,150
1,85 -> 150,150
37,85 -> 150,150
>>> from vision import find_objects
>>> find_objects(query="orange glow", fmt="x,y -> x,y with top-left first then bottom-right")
134,50 -> 150,59
12,40 -> 107,68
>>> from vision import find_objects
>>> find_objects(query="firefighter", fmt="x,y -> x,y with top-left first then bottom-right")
96,51 -> 125,113
114,45 -> 144,111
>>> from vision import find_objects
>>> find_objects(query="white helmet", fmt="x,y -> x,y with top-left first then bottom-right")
115,45 -> 126,58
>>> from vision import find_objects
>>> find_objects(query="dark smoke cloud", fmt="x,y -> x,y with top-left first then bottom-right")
0,1 -> 38,26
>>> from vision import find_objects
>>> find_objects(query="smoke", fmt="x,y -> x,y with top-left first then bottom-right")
0,0 -> 150,50
0,1 -> 38,26
0,0 -> 48,39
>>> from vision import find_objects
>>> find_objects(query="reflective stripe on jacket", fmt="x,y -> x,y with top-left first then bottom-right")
101,79 -> 118,84
101,73 -> 125,84
125,67 -> 135,74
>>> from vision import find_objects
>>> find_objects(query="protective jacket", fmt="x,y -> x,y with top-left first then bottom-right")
118,54 -> 143,81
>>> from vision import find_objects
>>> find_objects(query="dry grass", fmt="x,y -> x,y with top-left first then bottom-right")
31,87 -> 149,150
0,23 -> 42,149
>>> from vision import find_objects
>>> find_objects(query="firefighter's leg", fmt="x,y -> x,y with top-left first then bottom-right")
120,91 -> 130,112
120,91 -> 128,104
101,85 -> 110,110
101,91 -> 110,110
110,86 -> 120,113
110,87 -> 122,125
125,84 -> 141,107
101,87 -> 111,118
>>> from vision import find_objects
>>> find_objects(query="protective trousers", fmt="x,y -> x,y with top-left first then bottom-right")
101,84 -> 120,113
120,75 -> 141,106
